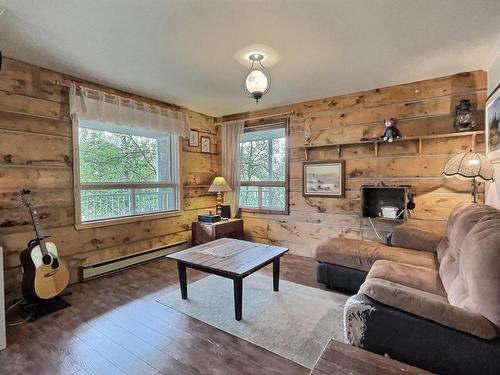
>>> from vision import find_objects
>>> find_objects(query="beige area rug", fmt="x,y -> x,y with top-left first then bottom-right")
156,273 -> 348,369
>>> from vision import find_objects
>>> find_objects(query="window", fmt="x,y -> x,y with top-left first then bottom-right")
76,120 -> 180,224
239,123 -> 288,212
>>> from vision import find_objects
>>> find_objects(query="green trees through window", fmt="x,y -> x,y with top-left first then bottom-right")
78,121 -> 179,222
79,128 -> 159,183
239,126 -> 287,211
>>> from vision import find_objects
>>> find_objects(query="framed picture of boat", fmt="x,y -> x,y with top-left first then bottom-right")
486,86 -> 500,162
303,160 -> 345,198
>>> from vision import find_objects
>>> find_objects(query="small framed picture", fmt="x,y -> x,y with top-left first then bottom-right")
486,86 -> 500,162
303,160 -> 345,197
201,136 -> 211,153
188,130 -> 199,147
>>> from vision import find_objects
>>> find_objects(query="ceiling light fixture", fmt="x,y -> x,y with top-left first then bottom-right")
244,53 -> 271,103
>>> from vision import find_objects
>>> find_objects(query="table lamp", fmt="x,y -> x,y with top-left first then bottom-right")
442,150 -> 494,203
208,176 -> 232,215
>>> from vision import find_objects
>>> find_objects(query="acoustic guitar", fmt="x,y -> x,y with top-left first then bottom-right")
18,189 -> 69,301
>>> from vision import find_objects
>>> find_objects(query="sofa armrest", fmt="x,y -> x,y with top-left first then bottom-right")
390,222 -> 443,253
344,294 -> 500,375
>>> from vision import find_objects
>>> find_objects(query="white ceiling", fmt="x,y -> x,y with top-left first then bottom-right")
0,0 -> 499,117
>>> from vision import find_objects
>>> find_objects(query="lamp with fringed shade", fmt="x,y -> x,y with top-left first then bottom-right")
208,176 -> 232,215
442,150 -> 494,203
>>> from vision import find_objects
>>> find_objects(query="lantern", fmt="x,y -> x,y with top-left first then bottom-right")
454,99 -> 476,132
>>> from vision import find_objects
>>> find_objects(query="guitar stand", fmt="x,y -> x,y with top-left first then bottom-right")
19,290 -> 72,322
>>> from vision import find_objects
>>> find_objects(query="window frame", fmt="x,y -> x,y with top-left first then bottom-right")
72,119 -> 183,230
239,120 -> 289,215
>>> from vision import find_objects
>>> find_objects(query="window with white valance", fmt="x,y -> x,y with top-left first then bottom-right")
70,83 -> 190,137
70,83 -> 188,227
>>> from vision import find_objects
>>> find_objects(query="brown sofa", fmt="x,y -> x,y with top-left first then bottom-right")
315,202 -> 500,374
314,225 -> 442,294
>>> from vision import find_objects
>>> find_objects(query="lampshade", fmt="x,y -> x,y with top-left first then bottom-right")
442,151 -> 494,181
246,70 -> 269,95
208,176 -> 232,192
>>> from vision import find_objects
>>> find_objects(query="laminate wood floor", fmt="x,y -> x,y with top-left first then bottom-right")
1,254 -> 325,375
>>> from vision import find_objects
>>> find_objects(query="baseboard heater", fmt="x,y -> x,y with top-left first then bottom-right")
81,240 -> 189,281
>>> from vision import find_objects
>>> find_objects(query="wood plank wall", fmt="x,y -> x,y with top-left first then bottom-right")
219,71 -> 487,257
0,58 -> 219,300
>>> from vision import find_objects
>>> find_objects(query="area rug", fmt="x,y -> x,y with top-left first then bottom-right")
156,273 -> 348,368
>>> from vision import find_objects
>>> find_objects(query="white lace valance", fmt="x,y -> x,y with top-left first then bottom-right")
69,82 -> 190,137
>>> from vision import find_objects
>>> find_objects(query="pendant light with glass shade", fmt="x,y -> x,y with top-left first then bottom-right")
244,53 -> 271,103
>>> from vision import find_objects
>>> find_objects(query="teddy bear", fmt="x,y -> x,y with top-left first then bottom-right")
382,118 -> 401,142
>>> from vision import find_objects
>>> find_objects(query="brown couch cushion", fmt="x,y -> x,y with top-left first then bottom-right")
367,260 -> 446,297
360,275 -> 497,339
314,238 -> 438,272
391,221 -> 444,253
437,203 -> 500,333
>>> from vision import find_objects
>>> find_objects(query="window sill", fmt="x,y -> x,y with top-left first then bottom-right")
75,210 -> 183,230
239,208 -> 290,215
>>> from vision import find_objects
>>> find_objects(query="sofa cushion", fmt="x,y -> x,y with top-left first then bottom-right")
360,275 -> 497,339
391,221 -> 444,253
437,203 -> 500,333
314,238 -> 437,272
367,260 -> 446,297
437,203 -> 491,291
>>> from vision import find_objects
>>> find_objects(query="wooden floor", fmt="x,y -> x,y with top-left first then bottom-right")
1,254 -> 325,375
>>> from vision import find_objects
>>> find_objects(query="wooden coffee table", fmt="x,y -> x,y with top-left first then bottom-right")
167,238 -> 288,320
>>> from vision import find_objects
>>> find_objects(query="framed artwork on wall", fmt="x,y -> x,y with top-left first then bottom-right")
201,136 -> 211,153
188,130 -> 199,147
486,87 -> 500,162
303,160 -> 345,197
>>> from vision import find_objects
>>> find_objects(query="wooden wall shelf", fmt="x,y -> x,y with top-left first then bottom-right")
303,130 -> 484,159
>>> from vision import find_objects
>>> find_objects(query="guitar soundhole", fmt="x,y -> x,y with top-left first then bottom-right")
42,254 -> 52,265
51,258 -> 59,270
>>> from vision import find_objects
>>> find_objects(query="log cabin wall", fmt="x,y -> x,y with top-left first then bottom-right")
0,57 -> 219,301
219,71 -> 487,257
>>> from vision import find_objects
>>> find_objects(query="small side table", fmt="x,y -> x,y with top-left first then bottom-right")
192,218 -> 244,246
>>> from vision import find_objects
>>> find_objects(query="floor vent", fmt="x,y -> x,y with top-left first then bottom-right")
81,240 -> 188,281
